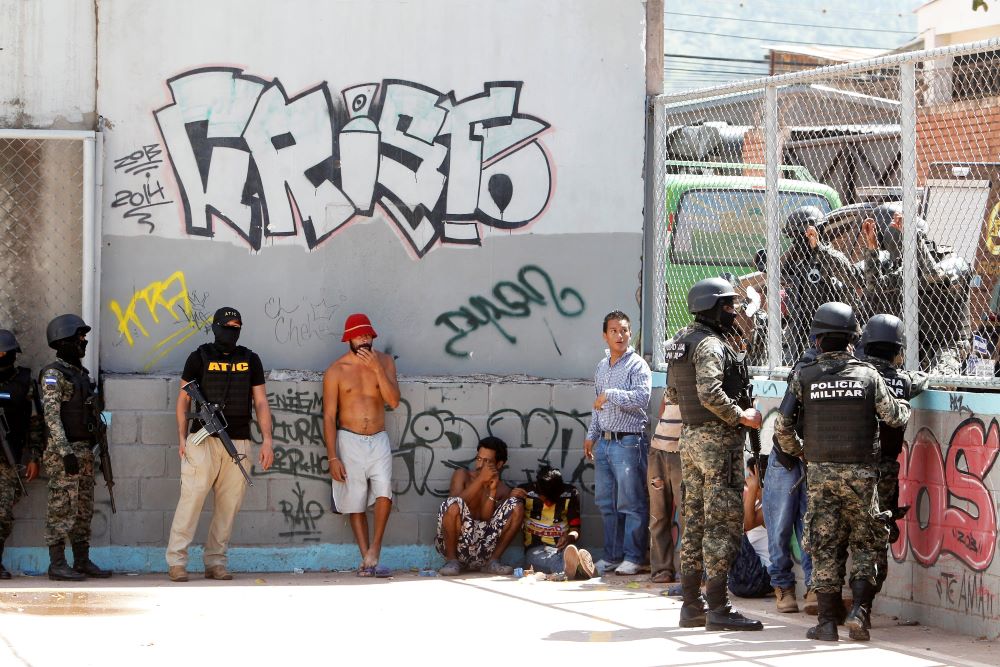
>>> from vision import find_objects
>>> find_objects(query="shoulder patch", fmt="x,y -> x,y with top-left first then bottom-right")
43,377 -> 59,385
664,341 -> 687,361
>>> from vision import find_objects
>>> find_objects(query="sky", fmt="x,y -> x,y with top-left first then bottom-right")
663,0 -> 927,92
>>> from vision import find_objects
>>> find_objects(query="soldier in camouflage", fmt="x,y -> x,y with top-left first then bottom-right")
0,330 -> 43,578
668,277 -> 763,632
39,314 -> 111,581
776,302 -> 910,642
857,314 -> 926,625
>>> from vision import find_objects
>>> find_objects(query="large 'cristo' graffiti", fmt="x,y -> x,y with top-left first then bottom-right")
154,68 -> 553,257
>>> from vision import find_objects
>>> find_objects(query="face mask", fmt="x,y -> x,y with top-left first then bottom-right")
56,338 -> 86,363
212,324 -> 241,353
0,352 -> 15,368
719,309 -> 738,332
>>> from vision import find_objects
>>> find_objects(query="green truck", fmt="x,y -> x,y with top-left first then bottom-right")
663,161 -> 842,336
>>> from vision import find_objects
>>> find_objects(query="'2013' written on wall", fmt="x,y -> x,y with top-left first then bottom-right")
154,68 -> 554,258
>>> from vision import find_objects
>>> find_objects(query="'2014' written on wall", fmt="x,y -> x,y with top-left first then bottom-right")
154,68 -> 553,258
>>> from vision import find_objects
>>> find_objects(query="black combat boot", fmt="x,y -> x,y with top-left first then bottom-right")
832,590 -> 848,625
48,544 -> 85,581
0,542 -> 10,580
704,574 -> 763,631
806,591 -> 841,641
72,542 -> 112,578
845,579 -> 874,641
678,572 -> 707,628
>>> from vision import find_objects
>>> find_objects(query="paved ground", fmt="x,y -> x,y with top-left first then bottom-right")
0,571 -> 996,667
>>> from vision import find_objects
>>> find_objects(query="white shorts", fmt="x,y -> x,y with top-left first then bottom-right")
330,429 -> 393,514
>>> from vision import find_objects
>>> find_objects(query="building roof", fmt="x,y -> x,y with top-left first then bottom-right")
763,44 -> 889,63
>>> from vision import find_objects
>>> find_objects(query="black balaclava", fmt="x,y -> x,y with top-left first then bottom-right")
55,336 -> 87,365
0,351 -> 15,369
211,307 -> 243,354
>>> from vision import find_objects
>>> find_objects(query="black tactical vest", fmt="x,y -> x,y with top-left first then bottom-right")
800,358 -> 878,463
196,344 -> 253,427
870,360 -> 912,460
0,367 -> 33,460
667,328 -> 745,425
39,360 -> 95,442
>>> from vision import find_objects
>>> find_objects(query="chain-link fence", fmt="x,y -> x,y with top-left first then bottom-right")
0,131 -> 97,373
651,38 -> 1000,389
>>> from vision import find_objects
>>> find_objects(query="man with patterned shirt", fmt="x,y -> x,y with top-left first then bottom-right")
39,314 -> 111,581
668,278 -> 763,632
583,310 -> 651,576
776,302 -> 910,642
511,465 -> 595,580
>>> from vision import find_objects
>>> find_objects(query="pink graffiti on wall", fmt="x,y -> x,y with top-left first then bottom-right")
893,418 -> 1000,571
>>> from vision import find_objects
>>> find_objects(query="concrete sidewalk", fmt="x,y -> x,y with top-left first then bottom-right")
0,572 -> 995,667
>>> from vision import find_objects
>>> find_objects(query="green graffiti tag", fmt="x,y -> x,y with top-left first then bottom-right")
434,265 -> 585,357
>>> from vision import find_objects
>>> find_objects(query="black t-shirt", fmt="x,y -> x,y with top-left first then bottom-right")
182,347 -> 265,439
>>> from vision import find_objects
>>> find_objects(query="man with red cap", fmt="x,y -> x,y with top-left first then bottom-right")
323,313 -> 400,576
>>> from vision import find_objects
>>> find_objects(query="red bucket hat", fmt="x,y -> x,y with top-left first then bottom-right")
342,313 -> 378,342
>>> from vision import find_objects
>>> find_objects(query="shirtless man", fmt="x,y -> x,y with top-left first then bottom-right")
322,313 -> 400,577
435,437 -> 525,576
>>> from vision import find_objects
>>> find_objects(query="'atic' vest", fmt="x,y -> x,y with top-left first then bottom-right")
870,360 -> 912,460
197,344 -> 253,426
39,361 -> 95,442
800,358 -> 878,463
667,328 -> 745,425
0,366 -> 33,460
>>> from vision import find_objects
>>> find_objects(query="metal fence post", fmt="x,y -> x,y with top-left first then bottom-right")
900,62 -> 919,372
765,84 -> 782,371
651,99 -> 667,370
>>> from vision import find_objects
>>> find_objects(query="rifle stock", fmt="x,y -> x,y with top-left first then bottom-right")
0,408 -> 27,497
740,382 -> 763,488
182,381 -> 253,487
87,393 -> 116,514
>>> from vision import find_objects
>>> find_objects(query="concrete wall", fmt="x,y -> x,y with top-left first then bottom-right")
756,382 -> 1000,640
95,0 -> 648,379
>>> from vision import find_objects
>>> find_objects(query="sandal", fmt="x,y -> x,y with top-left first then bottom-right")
374,565 -> 392,578
483,560 -> 514,575
357,566 -> 375,577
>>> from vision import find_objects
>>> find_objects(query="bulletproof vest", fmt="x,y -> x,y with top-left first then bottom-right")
870,359 -> 912,460
667,328 -> 745,425
800,358 -> 878,463
197,344 -> 253,425
0,366 -> 33,460
40,360 -> 95,442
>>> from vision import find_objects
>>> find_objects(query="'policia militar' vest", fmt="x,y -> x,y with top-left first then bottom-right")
39,360 -> 95,442
667,328 -> 745,425
197,344 -> 253,426
870,360 -> 912,460
0,366 -> 33,459
800,358 -> 878,463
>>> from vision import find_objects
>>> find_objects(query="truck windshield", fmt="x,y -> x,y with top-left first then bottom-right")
672,189 -> 832,266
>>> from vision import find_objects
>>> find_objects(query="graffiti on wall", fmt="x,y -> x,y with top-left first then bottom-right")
893,417 -> 1000,572
434,264 -> 585,357
111,144 -> 174,232
107,270 -> 213,369
264,295 -> 345,347
249,387 -> 593,542
154,68 -> 553,257
935,570 -> 997,619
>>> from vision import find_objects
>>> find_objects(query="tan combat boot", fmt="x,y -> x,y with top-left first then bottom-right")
775,586 -> 799,613
803,588 -> 818,615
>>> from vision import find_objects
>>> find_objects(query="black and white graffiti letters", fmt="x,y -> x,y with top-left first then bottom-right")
154,68 -> 552,256
434,265 -> 585,357
111,143 -> 173,232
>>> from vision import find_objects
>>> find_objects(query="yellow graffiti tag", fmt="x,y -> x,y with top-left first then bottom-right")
108,271 -> 202,369
986,201 -> 1000,256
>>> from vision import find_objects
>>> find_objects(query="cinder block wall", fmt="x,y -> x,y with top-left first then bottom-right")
8,373 -> 618,569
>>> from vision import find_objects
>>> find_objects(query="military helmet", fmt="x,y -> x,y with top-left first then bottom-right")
0,329 -> 21,354
782,205 -> 825,238
46,314 -> 91,347
687,277 -> 738,314
809,301 -> 858,337
861,314 -> 905,348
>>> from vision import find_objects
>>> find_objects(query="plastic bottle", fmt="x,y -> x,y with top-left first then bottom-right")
513,567 -> 524,578
419,569 -> 438,577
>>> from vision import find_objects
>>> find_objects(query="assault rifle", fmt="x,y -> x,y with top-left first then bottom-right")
87,392 -> 116,514
183,380 -> 253,487
0,408 -> 27,497
740,382 -> 763,489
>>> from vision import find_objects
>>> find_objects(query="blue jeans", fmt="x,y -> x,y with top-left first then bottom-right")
762,449 -> 813,590
594,434 -> 649,564
525,545 -> 564,574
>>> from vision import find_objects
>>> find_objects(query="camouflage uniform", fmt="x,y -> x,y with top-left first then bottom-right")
40,361 -> 97,547
0,378 -> 43,544
775,351 -> 910,592
667,323 -> 746,580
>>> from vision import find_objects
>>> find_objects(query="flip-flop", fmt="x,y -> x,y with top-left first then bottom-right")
357,566 -> 375,577
374,565 -> 392,578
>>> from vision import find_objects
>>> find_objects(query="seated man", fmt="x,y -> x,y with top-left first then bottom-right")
512,465 -> 595,580
435,437 -> 524,576
729,458 -> 772,598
